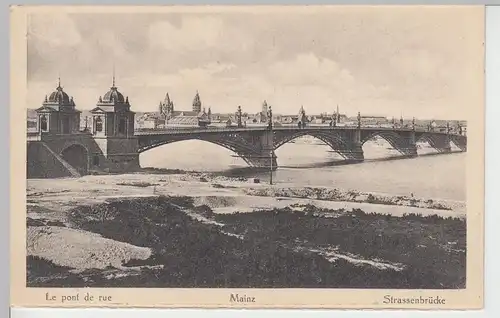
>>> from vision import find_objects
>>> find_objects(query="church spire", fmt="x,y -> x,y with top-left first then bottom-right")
112,63 -> 116,87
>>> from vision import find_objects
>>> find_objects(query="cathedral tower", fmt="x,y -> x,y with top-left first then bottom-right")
192,91 -> 202,113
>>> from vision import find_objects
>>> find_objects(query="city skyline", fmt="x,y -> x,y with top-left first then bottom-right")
27,7 -> 482,120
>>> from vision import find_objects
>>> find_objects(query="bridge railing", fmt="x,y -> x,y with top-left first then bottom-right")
134,125 -> 464,136
26,124 -> 464,137
27,131 -> 41,141
26,131 -> 94,141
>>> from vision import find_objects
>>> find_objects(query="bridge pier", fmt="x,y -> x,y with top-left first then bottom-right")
399,131 -> 418,158
398,145 -> 418,157
339,129 -> 364,162
338,144 -> 364,162
247,129 -> 278,170
245,152 -> 278,171
432,135 -> 452,153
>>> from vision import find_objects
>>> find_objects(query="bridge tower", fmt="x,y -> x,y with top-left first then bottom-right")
89,75 -> 140,173
28,79 -> 93,178
35,78 -> 81,135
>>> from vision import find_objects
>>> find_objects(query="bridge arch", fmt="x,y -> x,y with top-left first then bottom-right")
361,131 -> 411,156
138,135 -> 264,168
273,130 -> 353,159
416,133 -> 434,144
60,143 -> 89,176
416,133 -> 456,153
415,134 -> 439,153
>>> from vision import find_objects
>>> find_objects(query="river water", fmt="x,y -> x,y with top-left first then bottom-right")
140,137 -> 466,201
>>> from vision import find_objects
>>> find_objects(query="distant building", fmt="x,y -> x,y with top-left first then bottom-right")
156,91 -> 211,127
240,100 -> 270,125
358,115 -> 389,126
136,112 -> 164,129
211,113 -> 234,123
280,116 -> 295,124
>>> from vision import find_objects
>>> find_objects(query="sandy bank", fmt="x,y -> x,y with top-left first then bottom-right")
193,195 -> 465,219
27,226 -> 152,271
27,172 -> 465,218
242,186 -> 464,212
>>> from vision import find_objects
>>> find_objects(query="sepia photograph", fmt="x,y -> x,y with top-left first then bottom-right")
11,5 -> 484,309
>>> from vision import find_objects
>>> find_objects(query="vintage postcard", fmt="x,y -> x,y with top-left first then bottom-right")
10,5 -> 485,309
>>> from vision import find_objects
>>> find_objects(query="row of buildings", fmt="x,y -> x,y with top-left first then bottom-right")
26,82 -> 466,134
134,92 -> 465,133
136,93 -> 352,129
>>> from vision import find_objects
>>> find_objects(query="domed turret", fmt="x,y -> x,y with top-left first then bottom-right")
102,87 -> 125,104
90,74 -> 135,138
99,76 -> 126,105
48,87 -> 70,105
44,78 -> 73,107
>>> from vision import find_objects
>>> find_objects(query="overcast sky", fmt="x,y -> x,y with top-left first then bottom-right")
26,6 -> 483,119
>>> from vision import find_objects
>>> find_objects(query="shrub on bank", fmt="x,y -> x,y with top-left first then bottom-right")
27,197 -> 466,289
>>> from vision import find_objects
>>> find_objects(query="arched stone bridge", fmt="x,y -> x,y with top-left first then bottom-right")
135,126 -> 467,170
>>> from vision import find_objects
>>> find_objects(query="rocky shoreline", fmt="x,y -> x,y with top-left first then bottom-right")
242,186 -> 456,211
